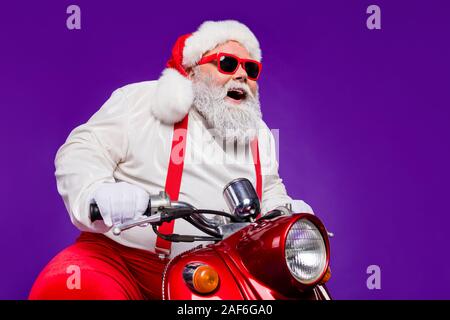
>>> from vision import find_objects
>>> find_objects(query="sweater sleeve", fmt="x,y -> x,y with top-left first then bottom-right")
55,88 -> 130,232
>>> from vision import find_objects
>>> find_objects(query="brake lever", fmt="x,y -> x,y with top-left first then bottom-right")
112,213 -> 162,236
111,208 -> 194,236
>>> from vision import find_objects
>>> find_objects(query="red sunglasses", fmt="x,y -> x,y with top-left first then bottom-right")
197,52 -> 262,81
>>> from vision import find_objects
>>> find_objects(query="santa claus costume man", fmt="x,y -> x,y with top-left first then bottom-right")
29,20 -> 313,300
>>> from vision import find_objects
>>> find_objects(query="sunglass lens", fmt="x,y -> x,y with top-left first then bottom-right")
219,55 -> 239,73
244,62 -> 260,79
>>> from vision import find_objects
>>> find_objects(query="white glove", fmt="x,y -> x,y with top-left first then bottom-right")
92,182 -> 149,227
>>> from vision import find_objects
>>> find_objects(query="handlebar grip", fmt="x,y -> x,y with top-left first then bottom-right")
89,202 -> 153,222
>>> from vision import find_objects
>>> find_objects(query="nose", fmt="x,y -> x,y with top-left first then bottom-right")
232,63 -> 248,82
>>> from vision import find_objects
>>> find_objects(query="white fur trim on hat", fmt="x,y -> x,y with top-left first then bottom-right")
151,68 -> 193,124
183,20 -> 261,68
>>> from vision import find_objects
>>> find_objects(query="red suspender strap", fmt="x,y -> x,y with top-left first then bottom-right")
251,138 -> 263,218
155,115 -> 189,256
155,118 -> 263,256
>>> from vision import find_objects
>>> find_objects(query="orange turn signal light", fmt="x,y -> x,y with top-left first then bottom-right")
192,265 -> 220,294
320,266 -> 332,284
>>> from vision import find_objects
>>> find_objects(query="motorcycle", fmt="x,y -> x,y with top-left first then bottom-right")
90,178 -> 332,300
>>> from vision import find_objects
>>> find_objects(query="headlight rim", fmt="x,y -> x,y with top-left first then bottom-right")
282,214 -> 330,287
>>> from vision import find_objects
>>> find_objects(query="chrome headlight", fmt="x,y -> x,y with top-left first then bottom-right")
285,219 -> 327,284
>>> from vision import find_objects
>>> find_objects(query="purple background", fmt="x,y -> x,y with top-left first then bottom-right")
1,1 -> 449,299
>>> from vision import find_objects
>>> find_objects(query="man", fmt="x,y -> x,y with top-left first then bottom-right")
29,20 -> 313,299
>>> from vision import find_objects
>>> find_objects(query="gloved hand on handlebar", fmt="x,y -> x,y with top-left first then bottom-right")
92,182 -> 149,227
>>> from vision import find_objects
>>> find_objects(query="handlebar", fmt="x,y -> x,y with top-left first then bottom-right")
89,194 -> 240,241
90,203 -> 195,226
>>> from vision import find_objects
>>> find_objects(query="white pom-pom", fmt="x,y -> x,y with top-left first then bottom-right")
152,68 -> 193,124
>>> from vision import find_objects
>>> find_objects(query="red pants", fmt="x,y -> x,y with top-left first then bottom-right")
29,232 -> 169,300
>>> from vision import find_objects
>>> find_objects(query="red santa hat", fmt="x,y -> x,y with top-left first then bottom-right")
151,20 -> 262,124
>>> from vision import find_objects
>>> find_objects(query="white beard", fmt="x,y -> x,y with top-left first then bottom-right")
192,72 -> 262,144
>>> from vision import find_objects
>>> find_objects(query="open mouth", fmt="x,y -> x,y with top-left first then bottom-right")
226,88 -> 247,101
